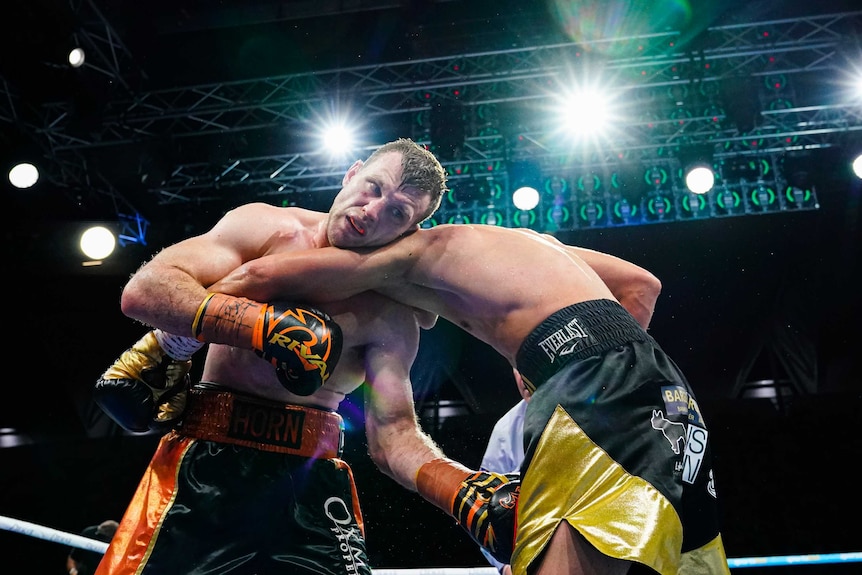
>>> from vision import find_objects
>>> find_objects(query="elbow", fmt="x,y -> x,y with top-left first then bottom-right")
644,271 -> 662,303
617,270 -> 662,330
119,277 -> 146,321
633,271 -> 662,329
367,441 -> 393,478
212,261 -> 267,299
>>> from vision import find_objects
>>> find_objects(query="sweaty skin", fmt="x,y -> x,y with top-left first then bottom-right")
205,222 -> 677,575
119,148 -> 447,489
206,222 -> 668,575
208,223 -> 662,366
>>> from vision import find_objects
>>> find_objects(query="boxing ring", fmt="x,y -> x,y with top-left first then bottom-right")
4,514 -> 861,571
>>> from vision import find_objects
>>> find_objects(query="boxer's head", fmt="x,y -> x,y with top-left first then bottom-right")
326,138 -> 446,248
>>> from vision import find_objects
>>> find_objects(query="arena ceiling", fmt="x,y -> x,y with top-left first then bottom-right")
4,1 -> 860,244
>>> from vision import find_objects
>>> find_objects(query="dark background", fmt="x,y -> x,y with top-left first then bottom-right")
2,0 -> 862,572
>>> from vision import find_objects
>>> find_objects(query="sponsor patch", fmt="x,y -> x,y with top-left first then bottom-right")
537,317 -> 589,362
655,385 -> 709,486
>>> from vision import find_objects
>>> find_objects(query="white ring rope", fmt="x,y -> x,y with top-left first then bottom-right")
2,514 -> 861,570
1,515 -> 109,553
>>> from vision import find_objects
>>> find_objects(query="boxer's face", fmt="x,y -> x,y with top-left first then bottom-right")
326,152 -> 431,248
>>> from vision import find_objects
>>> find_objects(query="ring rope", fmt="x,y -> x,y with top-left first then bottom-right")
0,515 -> 109,553
2,514 -> 860,569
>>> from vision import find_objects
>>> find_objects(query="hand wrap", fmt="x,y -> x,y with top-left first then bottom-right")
416,458 -> 520,564
94,330 -> 192,432
192,293 -> 343,395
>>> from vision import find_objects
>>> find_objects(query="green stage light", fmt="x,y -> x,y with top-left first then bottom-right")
785,185 -> 812,205
647,195 -> 672,217
578,200 -> 604,225
612,198 -> 638,220
644,166 -> 668,187
481,161 -> 504,173
447,163 -> 470,177
681,193 -> 708,215
716,189 -> 742,210
577,173 -> 602,193
514,210 -> 537,227
546,204 -> 571,229
742,129 -> 766,150
751,185 -> 776,207
764,73 -> 787,92
543,176 -> 569,197
481,209 -> 504,226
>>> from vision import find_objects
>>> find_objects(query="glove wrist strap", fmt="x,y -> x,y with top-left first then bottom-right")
192,293 -> 262,349
154,329 -> 204,361
415,457 -> 473,515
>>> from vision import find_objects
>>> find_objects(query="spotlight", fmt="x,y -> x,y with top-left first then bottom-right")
853,153 -> 862,179
678,144 -> 716,194
68,47 -> 86,68
512,186 -> 540,211
80,225 -> 116,261
8,162 -> 39,189
684,164 -> 715,194
509,160 -> 542,210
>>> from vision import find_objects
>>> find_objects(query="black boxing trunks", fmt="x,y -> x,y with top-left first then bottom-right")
96,384 -> 370,575
513,299 -> 730,575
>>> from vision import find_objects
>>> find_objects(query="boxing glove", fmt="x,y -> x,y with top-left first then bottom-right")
192,293 -> 343,395
416,458 -> 520,564
94,330 -> 199,432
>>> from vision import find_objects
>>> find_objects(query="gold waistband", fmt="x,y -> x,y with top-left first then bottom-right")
179,387 -> 344,458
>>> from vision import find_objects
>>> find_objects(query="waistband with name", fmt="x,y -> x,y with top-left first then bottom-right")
180,387 -> 344,458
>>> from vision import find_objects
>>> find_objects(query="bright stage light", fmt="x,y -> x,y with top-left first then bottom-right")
512,186 -> 540,210
852,153 -> 862,179
559,89 -> 610,136
80,226 -> 116,260
320,123 -> 355,157
68,47 -> 85,68
685,165 -> 716,194
8,162 -> 39,189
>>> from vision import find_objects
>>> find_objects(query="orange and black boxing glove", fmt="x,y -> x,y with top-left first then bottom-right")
192,293 -> 343,396
416,458 -> 520,564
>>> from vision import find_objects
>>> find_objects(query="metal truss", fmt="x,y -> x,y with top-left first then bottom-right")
70,0 -> 148,92
42,11 -> 862,146
13,10 -> 862,223
135,102 -> 861,207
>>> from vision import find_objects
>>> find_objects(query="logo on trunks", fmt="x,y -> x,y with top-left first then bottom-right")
537,317 -> 589,362
227,399 -> 304,448
651,385 -> 712,494
325,496 -> 366,574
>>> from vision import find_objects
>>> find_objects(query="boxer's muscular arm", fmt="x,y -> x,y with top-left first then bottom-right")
121,203 -> 280,336
122,204 -> 344,395
531,232 -> 662,330
564,245 -> 661,329
209,233 -> 422,304
362,302 -> 517,563
363,304 -> 443,490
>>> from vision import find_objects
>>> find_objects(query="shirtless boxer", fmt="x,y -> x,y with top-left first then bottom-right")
204,224 -> 732,575
92,139 -> 451,575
